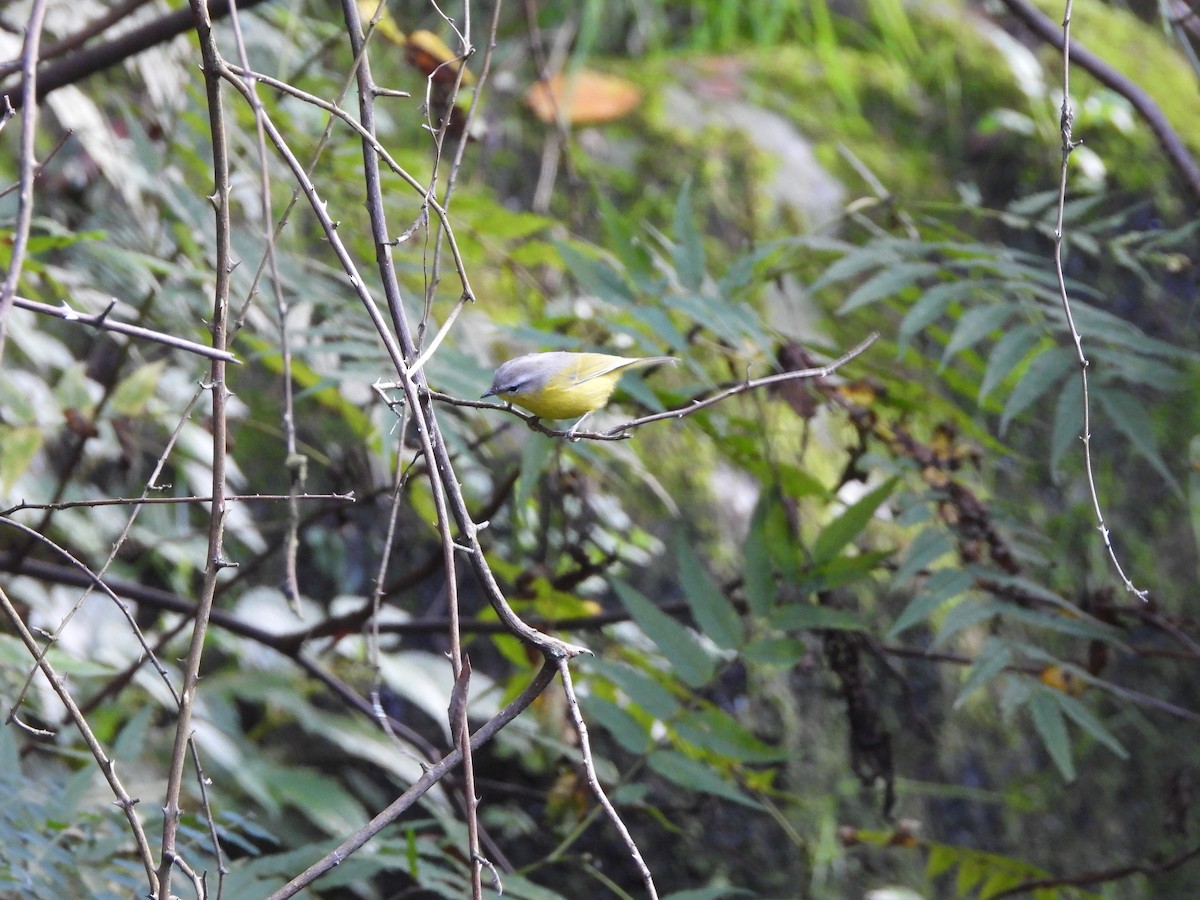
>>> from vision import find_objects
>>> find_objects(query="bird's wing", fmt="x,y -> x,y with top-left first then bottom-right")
573,356 -> 677,384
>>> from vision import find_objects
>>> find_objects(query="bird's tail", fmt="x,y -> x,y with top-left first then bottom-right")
621,355 -> 679,371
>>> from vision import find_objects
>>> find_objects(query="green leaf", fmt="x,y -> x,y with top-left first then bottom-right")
1049,376 -> 1084,477
742,500 -> 777,617
675,535 -> 743,650
663,888 -> 755,900
0,425 -> 43,491
838,262 -> 939,314
1070,302 -> 1197,362
769,603 -> 864,631
244,334 -> 373,438
586,660 -> 679,720
1095,387 -> 1182,496
672,181 -> 706,291
995,603 -> 1122,644
624,305 -> 689,351
888,568 -> 973,639
811,477 -> 897,565
892,528 -> 953,585
932,596 -> 996,648
557,242 -> 636,305
586,697 -> 652,754
926,843 -> 957,877
1006,188 -> 1060,218
810,241 -> 905,293
674,707 -> 785,763
645,750 -> 761,809
898,280 -> 977,349
954,638 -> 1012,708
968,571 -> 1069,608
515,434 -> 556,509
111,704 -> 155,760
1029,689 -> 1075,781
109,360 -> 167,417
956,856 -> 986,896
719,241 -> 783,298
257,763 -> 369,834
978,324 -> 1039,402
1053,691 -> 1128,759
803,549 -> 892,591
999,347 -> 1075,434
611,580 -> 715,687
980,869 -> 1026,899
941,303 -> 1017,364
740,637 -> 807,666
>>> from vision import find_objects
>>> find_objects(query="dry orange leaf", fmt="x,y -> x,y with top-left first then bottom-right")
405,29 -> 475,85
525,70 -> 641,126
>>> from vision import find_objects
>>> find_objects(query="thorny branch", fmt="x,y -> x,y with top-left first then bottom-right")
154,2 -> 236,896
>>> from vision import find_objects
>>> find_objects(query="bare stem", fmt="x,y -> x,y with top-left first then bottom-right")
558,659 -> 659,899
0,0 -> 49,357
1050,2 -> 1147,603
156,3 -> 236,896
0,584 -> 160,893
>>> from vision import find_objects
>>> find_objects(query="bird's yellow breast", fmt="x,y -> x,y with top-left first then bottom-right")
499,373 -> 621,419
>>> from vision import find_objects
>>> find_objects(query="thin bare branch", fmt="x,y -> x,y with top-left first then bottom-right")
1,492 -> 354,516
998,0 -> 1200,203
266,661 -> 560,899
342,5 -> 486,891
220,64 -> 474,304
0,0 -> 154,77
156,3 -> 236,896
0,0 -> 273,108
0,0 -> 49,356
430,333 -> 881,441
1047,3 -> 1148,603
558,658 -> 658,898
10,295 -> 240,362
0,583 -> 160,892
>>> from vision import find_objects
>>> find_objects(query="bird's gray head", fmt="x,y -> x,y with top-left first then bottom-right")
482,353 -> 557,398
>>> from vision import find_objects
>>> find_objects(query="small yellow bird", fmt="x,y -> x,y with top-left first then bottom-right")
482,351 -> 677,434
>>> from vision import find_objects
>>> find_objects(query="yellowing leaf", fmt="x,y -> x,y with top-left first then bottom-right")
357,0 -> 408,47
0,425 -> 42,491
109,360 -> 166,417
1039,664 -> 1086,696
